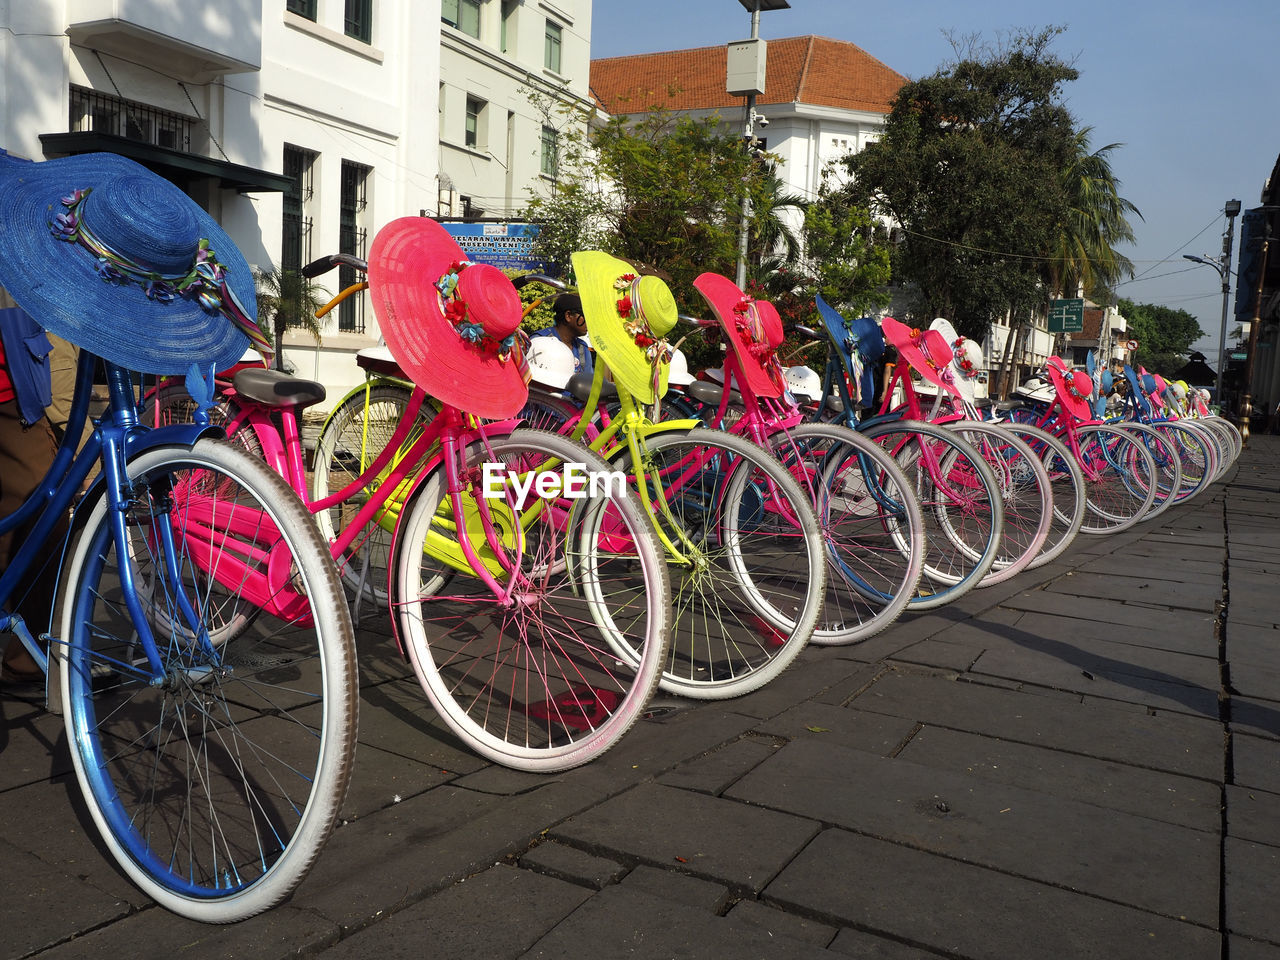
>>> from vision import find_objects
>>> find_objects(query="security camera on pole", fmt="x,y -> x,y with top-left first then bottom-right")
728,0 -> 790,290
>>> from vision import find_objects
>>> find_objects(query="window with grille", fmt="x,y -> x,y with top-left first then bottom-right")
282,145 -> 316,328
442,0 -> 480,38
344,0 -> 371,43
339,160 -> 371,333
540,125 -> 558,178
544,20 -> 562,73
286,0 -> 316,20
70,86 -> 193,151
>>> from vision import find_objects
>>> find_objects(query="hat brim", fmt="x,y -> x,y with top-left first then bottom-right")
0,152 -> 252,375
814,295 -> 880,406
571,251 -> 670,404
882,317 -> 954,397
693,273 -> 781,398
369,217 -> 527,419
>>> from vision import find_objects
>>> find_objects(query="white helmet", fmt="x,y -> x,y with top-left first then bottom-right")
668,347 -> 695,386
1015,377 -> 1055,403
526,335 -> 576,390
784,365 -> 822,403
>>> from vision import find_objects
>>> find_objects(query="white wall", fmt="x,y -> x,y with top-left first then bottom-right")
259,1 -> 441,399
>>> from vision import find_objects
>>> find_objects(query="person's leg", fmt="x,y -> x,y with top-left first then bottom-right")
1,398 -> 60,679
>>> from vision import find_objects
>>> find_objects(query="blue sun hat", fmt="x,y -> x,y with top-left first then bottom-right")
0,151 -> 260,375
814,294 -> 882,408
1122,364 -> 1150,416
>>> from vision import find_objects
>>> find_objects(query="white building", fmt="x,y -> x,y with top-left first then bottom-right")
590,36 -> 904,227
0,0 -> 589,405
438,0 -> 594,223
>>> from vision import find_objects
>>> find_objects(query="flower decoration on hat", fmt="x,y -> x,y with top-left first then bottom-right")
614,273 -> 672,368
953,338 -> 979,379
436,259 -> 521,363
50,186 -> 272,361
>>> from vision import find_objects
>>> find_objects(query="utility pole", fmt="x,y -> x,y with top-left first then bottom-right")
727,0 -> 789,290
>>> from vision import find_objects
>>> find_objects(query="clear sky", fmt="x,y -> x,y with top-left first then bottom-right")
590,0 -> 1276,364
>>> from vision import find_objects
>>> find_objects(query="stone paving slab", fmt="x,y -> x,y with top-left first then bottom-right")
523,883 -> 833,959
848,669 -> 1224,780
1232,697 -> 1280,741
1000,589 -> 1218,645
1225,836 -> 1280,945
1044,569 -> 1221,612
728,737 -> 1219,923
1226,784 -> 1280,848
1232,732 -> 1280,794
763,828 -> 1220,960
896,725 -> 1221,831
550,781 -> 821,894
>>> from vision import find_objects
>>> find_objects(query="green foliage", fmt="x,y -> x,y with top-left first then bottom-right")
1117,297 -> 1205,375
504,269 -> 559,334
840,27 -> 1099,343
1050,127 -> 1140,302
253,266 -> 328,371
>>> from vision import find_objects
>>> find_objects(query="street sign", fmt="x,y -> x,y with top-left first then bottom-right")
1126,339 -> 1139,351
1048,298 -> 1085,333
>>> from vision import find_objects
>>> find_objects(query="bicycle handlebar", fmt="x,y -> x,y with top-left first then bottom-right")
793,325 -> 823,342
678,314 -> 716,329
302,253 -> 368,279
511,273 -> 567,292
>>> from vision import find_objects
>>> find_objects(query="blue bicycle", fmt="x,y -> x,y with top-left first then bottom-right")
1,349 -> 358,922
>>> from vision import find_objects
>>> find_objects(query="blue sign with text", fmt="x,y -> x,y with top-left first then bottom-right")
438,222 -> 548,273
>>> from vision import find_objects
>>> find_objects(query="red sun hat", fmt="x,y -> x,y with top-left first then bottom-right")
367,217 -> 528,419
1046,364 -> 1095,422
693,272 -> 785,398
881,316 -> 954,394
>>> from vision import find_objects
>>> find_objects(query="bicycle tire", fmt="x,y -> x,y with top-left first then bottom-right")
857,419 -> 1004,610
609,428 -> 826,697
393,428 -> 669,771
311,380 -> 426,606
1109,422 -> 1181,521
59,439 -> 357,922
1074,423 -> 1159,533
997,422 -> 1086,568
762,423 -> 926,646
942,421 -> 1053,586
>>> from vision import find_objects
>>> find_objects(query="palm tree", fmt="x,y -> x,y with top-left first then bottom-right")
254,266 -> 328,371
1047,127 -> 1141,301
749,168 -> 809,277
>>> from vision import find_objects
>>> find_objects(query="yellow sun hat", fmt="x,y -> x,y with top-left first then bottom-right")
570,250 -> 677,403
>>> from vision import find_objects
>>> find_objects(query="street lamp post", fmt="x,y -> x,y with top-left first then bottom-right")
729,0 -> 789,290
1183,199 -> 1241,406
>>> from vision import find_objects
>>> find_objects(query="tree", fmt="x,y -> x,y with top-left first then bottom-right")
839,27 -> 1081,343
1117,298 -> 1205,375
254,267 -> 328,371
1047,127 -> 1140,302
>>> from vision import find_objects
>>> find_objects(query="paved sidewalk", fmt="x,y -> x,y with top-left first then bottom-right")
5,436 -> 1279,960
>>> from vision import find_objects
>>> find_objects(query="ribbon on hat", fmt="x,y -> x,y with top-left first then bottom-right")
51,187 -> 274,364
732,296 -> 786,393
614,273 -> 672,398
436,259 -> 524,372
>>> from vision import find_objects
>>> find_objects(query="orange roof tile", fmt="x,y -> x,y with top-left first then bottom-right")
590,36 -> 906,116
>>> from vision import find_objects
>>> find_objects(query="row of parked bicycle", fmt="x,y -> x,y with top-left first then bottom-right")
0,152 -> 1238,925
